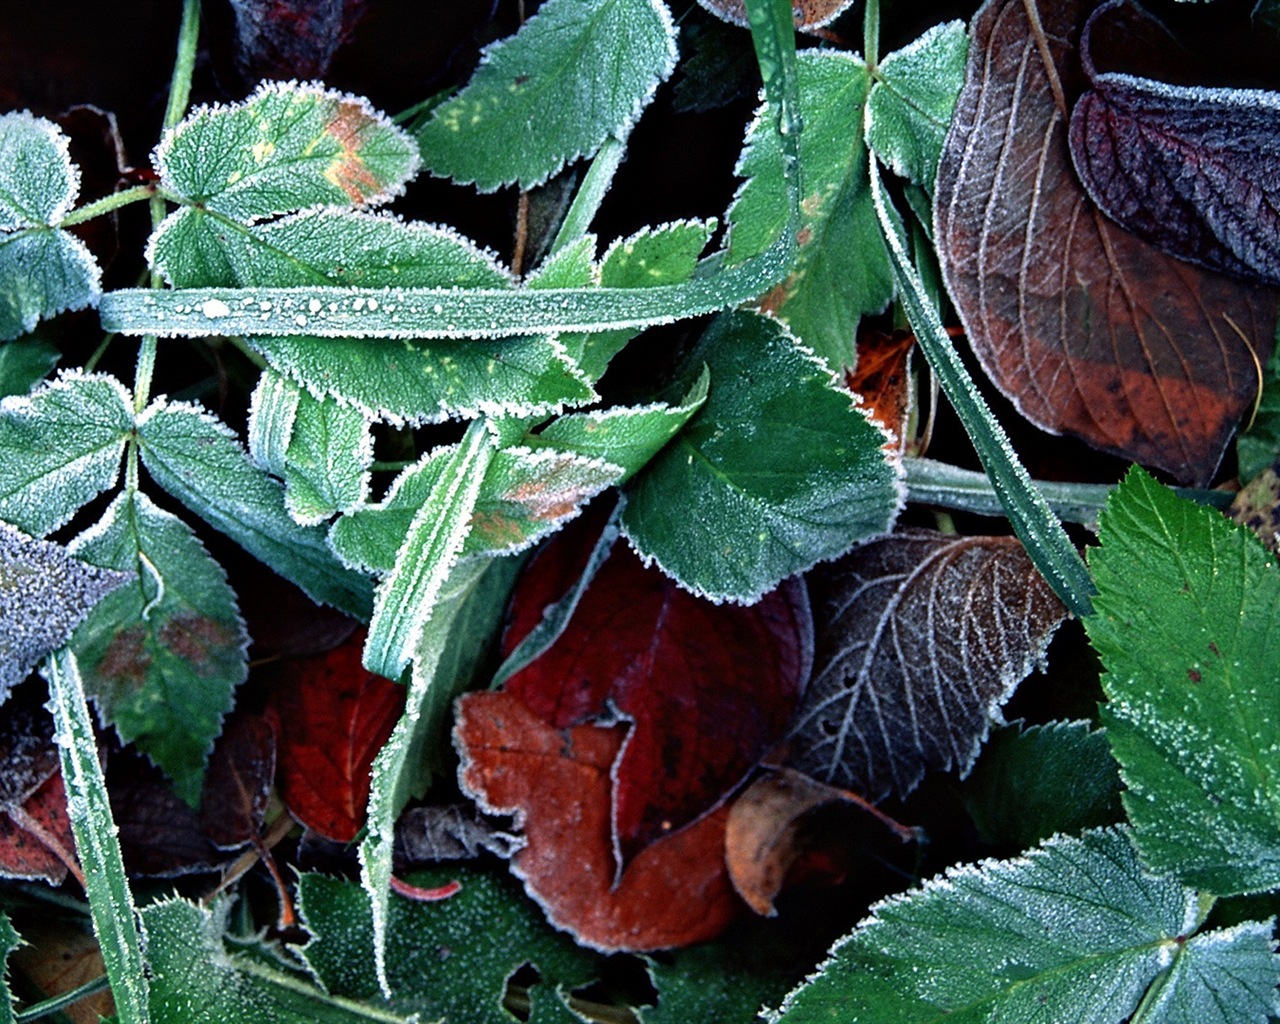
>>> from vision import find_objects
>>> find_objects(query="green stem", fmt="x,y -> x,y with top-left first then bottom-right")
863,0 -> 880,68
15,974 -> 112,1023
58,185 -> 156,227
163,0 -> 202,132
550,136 -> 626,254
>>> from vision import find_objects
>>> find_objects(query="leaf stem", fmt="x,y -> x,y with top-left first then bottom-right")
163,0 -> 202,132
863,0 -> 880,69
58,185 -> 156,227
14,974 -> 112,1023
550,136 -> 626,254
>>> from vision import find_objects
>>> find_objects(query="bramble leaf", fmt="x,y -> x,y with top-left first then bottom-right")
137,400 -> 374,618
0,371 -> 132,536
283,389 -> 372,526
1086,467 -> 1280,895
865,21 -> 968,191
622,310 -> 901,604
154,81 -> 419,219
69,490 -> 249,806
0,112 -> 102,340
768,829 -> 1280,1024
415,0 -> 677,191
728,52 -> 892,371
0,521 -> 132,696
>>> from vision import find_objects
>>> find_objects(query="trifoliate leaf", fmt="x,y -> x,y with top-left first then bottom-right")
416,0 -> 677,191
0,521 -> 132,696
0,371 -> 133,536
865,21 -> 968,191
0,336 -> 58,398
965,720 -> 1124,851
1086,467 -> 1280,896
143,896 -> 410,1023
622,310 -> 902,604
727,53 -> 892,372
296,866 -> 600,1022
68,490 -> 249,806
137,400 -> 374,619
767,828 -> 1280,1024
154,82 -> 419,221
0,113 -> 102,340
283,389 -> 372,526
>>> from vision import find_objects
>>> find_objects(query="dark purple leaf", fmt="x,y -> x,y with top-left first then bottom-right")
200,713 -> 276,850
228,0 -> 364,79
1069,1 -> 1280,286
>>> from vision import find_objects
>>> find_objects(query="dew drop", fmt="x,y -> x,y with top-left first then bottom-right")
308,298 -> 322,314
295,314 -> 308,327
201,299 -> 231,319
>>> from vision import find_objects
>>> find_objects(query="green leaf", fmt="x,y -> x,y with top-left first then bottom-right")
767,828 -> 1280,1024
284,390 -> 372,525
0,912 -> 17,1024
0,521 -> 132,695
641,938 -> 795,1024
297,866 -> 599,1022
727,52 -> 892,371
143,897 -> 408,1023
622,309 -> 901,603
964,719 -> 1124,851
45,649 -> 150,1024
0,371 -> 132,536
0,335 -> 58,398
0,112 -> 102,340
415,0 -> 677,191
1237,337 -> 1280,483
69,490 -> 248,806
137,400 -> 374,619
155,82 -> 419,221
865,21 -> 968,191
531,368 -> 708,480
1086,467 -> 1280,896
247,369 -> 301,478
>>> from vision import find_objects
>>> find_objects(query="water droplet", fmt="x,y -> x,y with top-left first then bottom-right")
295,314 -> 308,327
308,298 -> 322,314
201,299 -> 231,319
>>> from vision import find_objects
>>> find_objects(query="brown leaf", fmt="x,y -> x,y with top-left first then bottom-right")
695,0 -> 854,31
848,328 -> 916,456
1230,459 -> 1280,553
0,693 -> 78,885
394,804 -> 521,867
934,0 -> 1279,485
200,714 -> 276,851
787,529 -> 1069,801
11,921 -> 114,1024
108,752 -> 224,877
455,691 -> 740,952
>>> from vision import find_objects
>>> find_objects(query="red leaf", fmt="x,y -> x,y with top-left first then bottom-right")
0,695 -> 78,885
455,691 -> 740,952
272,628 -> 405,842
502,518 -> 812,866
849,327 -> 916,455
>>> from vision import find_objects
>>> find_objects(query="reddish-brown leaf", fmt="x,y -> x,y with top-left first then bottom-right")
108,751 -> 224,877
272,628 -> 404,842
0,695 -> 77,885
200,713 -> 276,850
849,327 -> 916,456
502,518 -> 812,867
934,0 -> 1279,485
455,690 -> 740,952
696,0 -> 854,30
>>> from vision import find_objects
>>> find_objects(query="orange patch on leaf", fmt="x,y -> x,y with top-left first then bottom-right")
848,327 -> 915,455
323,101 -> 382,204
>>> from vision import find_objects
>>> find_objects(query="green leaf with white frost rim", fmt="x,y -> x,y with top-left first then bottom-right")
0,371 -> 132,536
768,828 -> 1280,1024
137,400 -> 374,619
1086,467 -> 1280,896
865,21 -> 968,192
0,521 -> 132,697
530,368 -> 708,480
247,369 -> 300,478
622,310 -> 901,604
154,82 -> 418,220
415,0 -> 677,191
143,897 -> 407,1023
0,911 -> 17,1024
283,390 -> 372,526
0,113 -> 102,340
45,649 -> 150,1024
727,52 -> 892,372
69,490 -> 248,806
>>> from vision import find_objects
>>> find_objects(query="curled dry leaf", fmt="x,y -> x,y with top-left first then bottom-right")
394,804 -> 521,867
934,0 -> 1279,485
502,515 -> 812,867
455,690 -> 739,952
787,529 -> 1069,801
696,0 -> 855,31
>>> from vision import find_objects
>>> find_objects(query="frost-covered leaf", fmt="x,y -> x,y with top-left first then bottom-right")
0,371 -> 132,536
0,521 -> 132,696
769,829 -> 1280,1024
622,310 -> 901,604
787,529 -> 1068,801
297,866 -> 599,1022
247,368 -> 300,478
69,490 -> 249,806
283,389 -> 371,525
143,896 -> 407,1023
415,0 -> 677,191
530,369 -> 708,481
865,21 -> 968,191
137,400 -> 373,619
0,911 -> 16,1024
150,208 -> 595,424
155,81 -> 418,221
1086,467 -> 1280,895
727,53 -> 892,371
0,336 -> 58,398
965,720 -> 1123,851
331,443 -> 620,573
0,113 -> 102,340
